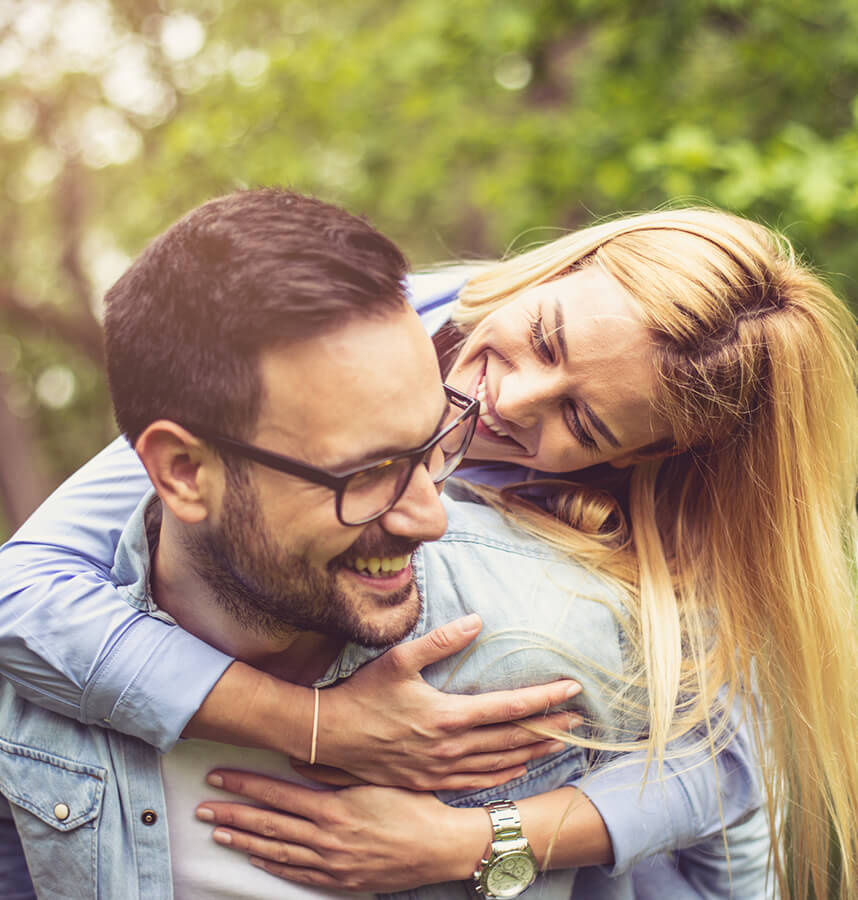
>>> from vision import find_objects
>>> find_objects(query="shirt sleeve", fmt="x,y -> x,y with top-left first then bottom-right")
570,702 -> 761,875
0,437 -> 234,753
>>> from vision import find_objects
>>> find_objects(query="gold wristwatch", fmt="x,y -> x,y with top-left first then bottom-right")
473,800 -> 538,899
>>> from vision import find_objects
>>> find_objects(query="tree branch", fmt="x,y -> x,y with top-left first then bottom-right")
0,289 -> 103,365
56,160 -> 100,327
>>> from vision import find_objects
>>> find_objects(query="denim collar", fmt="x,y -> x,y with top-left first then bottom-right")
108,489 -> 429,687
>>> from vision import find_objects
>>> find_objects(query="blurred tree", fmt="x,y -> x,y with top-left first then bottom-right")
2,0 -> 858,535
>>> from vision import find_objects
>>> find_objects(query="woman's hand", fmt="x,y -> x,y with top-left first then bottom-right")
315,614 -> 581,791
187,613 -> 581,792
196,770 -> 490,893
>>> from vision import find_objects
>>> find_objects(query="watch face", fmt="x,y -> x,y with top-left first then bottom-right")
485,851 -> 537,898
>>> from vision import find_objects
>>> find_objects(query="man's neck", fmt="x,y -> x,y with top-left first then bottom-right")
150,513 -> 342,683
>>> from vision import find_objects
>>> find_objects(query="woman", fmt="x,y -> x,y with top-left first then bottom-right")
447,209 -> 858,899
1,208 -> 856,898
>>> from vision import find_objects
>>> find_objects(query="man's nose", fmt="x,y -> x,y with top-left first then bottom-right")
378,462 -> 447,542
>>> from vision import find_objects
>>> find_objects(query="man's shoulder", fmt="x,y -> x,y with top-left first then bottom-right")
437,482 -> 610,569
424,484 -> 628,624
416,485 -> 635,751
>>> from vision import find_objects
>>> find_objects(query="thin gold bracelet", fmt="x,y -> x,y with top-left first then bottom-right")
309,686 -> 320,765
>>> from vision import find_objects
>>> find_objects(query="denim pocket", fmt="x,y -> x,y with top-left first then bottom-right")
0,738 -> 106,899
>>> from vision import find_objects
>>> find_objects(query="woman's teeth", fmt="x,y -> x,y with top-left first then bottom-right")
476,376 -> 509,438
350,555 -> 410,576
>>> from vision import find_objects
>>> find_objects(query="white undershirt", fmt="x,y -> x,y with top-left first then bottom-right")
160,740 -> 375,900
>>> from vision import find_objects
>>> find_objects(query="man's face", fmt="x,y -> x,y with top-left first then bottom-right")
187,306 -> 449,648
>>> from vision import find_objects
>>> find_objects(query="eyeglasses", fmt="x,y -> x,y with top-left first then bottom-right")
178,384 -> 478,526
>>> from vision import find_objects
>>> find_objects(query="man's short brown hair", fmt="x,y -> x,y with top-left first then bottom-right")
104,188 -> 409,444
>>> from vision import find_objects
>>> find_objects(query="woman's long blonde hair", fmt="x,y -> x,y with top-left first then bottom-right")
453,209 -> 858,899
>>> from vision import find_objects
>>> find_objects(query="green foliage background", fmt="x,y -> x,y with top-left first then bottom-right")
2,0 -> 858,536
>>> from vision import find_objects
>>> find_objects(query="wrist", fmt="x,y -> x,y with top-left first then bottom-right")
443,806 -> 493,882
517,787 -> 613,869
194,662 -> 316,759
262,674 -> 316,760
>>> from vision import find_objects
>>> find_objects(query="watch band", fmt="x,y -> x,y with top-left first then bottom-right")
473,799 -> 537,898
485,799 -> 524,841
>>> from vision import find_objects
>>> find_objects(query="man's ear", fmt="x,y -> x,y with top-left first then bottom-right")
135,421 -> 219,524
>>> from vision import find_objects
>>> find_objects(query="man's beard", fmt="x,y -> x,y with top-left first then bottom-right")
183,465 -> 422,648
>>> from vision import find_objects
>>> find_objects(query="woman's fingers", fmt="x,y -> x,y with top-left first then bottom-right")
290,763 -> 366,786
423,710 -> 582,765
385,614 -> 484,672
205,770 -> 323,820
198,781 -> 481,893
443,679 -> 582,729
436,738 -> 570,775
210,825 -> 325,870
250,858 -> 344,891
197,799 -> 322,844
465,709 -> 583,753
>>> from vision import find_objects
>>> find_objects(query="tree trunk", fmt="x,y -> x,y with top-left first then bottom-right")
0,373 -> 53,535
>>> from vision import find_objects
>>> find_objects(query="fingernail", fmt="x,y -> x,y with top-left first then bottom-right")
458,614 -> 481,634
565,682 -> 582,698
250,857 -> 265,869
207,774 -> 224,788
549,741 -> 567,753
196,807 -> 215,821
213,828 -> 232,845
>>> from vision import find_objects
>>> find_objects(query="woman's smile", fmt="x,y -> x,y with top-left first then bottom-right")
448,266 -> 667,472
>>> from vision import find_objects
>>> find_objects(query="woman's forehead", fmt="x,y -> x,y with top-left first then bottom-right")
542,268 -> 668,445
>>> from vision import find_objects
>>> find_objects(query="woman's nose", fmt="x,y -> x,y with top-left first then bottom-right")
494,369 -> 556,429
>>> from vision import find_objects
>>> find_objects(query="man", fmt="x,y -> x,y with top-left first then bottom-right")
0,189 -> 768,899
0,188 -> 626,899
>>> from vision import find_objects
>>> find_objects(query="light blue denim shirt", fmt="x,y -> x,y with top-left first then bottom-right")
0,274 -> 772,896
0,483 -> 624,899
0,481 -> 773,899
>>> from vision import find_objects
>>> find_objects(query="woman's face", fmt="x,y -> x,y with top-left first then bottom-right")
445,265 -> 671,473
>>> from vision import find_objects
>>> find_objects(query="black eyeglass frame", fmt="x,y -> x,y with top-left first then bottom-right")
177,383 -> 479,526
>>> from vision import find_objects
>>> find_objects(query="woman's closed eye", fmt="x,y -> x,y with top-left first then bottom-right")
529,312 -> 598,452
565,402 -> 598,452
529,312 -> 555,364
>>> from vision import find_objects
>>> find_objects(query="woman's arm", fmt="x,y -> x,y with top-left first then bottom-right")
0,438 -> 580,787
0,437 -> 229,751
188,627 -> 584,791
192,716 -> 759,894
572,699 -> 761,875
194,773 -> 611,894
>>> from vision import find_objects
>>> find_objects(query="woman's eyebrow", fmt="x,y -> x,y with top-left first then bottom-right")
579,399 -> 621,448
552,298 -> 569,363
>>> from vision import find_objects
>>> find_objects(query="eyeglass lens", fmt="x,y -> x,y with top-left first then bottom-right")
339,409 -> 473,525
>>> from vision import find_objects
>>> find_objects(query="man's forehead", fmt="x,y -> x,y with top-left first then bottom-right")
254,310 -> 446,466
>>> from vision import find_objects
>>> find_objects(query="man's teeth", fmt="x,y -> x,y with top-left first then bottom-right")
476,376 -> 509,438
351,555 -> 410,576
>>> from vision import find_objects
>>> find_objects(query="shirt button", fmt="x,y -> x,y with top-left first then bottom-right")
54,803 -> 70,821
141,809 -> 158,826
